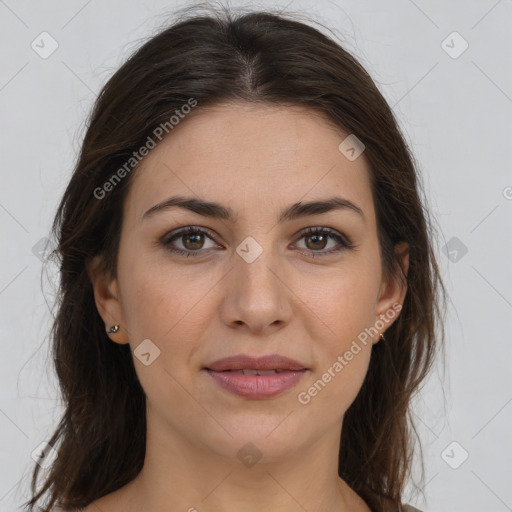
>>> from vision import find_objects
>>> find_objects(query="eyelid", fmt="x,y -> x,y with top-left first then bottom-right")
296,226 -> 353,247
160,225 -> 221,248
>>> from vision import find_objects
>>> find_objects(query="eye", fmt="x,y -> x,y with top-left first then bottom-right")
160,226 -> 219,257
160,226 -> 355,258
294,227 -> 354,257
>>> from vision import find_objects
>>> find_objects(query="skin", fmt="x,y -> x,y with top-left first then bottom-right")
86,101 -> 408,512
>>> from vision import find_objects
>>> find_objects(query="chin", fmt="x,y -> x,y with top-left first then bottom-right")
202,413 -> 309,461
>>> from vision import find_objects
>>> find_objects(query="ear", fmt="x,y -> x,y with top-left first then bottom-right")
374,241 -> 409,343
86,255 -> 130,345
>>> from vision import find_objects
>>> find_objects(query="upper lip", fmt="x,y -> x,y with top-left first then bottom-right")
204,354 -> 308,371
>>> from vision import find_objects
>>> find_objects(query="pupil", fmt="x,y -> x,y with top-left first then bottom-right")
185,233 -> 203,249
308,234 -> 326,250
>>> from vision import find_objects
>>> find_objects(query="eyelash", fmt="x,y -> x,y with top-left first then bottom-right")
160,226 -> 355,258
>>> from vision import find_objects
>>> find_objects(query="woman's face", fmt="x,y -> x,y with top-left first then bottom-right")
91,102 -> 407,464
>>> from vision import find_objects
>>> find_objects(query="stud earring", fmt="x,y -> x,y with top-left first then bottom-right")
380,332 -> 386,341
107,324 -> 119,334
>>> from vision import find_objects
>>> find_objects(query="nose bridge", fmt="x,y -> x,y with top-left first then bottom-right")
235,233 -> 281,297
224,233 -> 291,331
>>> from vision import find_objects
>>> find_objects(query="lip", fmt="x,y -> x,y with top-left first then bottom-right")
204,369 -> 307,399
205,354 -> 308,372
203,354 -> 308,399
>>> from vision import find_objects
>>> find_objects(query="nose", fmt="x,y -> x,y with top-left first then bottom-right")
219,244 -> 293,335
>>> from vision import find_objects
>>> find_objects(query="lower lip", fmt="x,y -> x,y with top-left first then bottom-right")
204,369 -> 307,399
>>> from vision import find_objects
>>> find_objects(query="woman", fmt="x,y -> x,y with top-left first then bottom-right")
25,4 -> 445,512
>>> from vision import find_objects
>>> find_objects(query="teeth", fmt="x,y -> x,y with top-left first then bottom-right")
241,369 -> 259,375
241,369 -> 279,375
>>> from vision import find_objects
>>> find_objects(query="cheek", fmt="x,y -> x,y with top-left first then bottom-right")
295,261 -> 380,411
302,263 -> 381,344
119,245 -> 192,335
118,251 -> 219,369
117,260 -> 211,407
297,283 -> 375,417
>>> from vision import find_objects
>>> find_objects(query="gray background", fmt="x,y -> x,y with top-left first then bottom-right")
1,1 -> 511,511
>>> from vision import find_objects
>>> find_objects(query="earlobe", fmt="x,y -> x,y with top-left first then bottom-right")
86,255 -> 129,345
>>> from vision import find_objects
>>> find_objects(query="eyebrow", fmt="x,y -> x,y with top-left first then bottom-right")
142,195 -> 366,224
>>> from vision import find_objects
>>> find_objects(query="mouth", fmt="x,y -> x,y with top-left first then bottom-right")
212,369 -> 289,375
203,354 -> 308,399
204,353 -> 308,372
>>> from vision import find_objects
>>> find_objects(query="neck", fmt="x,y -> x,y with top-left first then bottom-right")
119,408 -> 370,512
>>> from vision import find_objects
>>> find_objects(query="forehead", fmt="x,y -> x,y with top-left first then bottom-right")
124,102 -> 375,226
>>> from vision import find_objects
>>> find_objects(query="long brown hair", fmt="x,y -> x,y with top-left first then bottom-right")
25,4 -> 446,511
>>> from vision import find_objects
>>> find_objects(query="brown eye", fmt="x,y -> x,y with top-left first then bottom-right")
295,227 -> 354,257
304,233 -> 329,251
161,226 -> 218,257
182,232 -> 205,250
